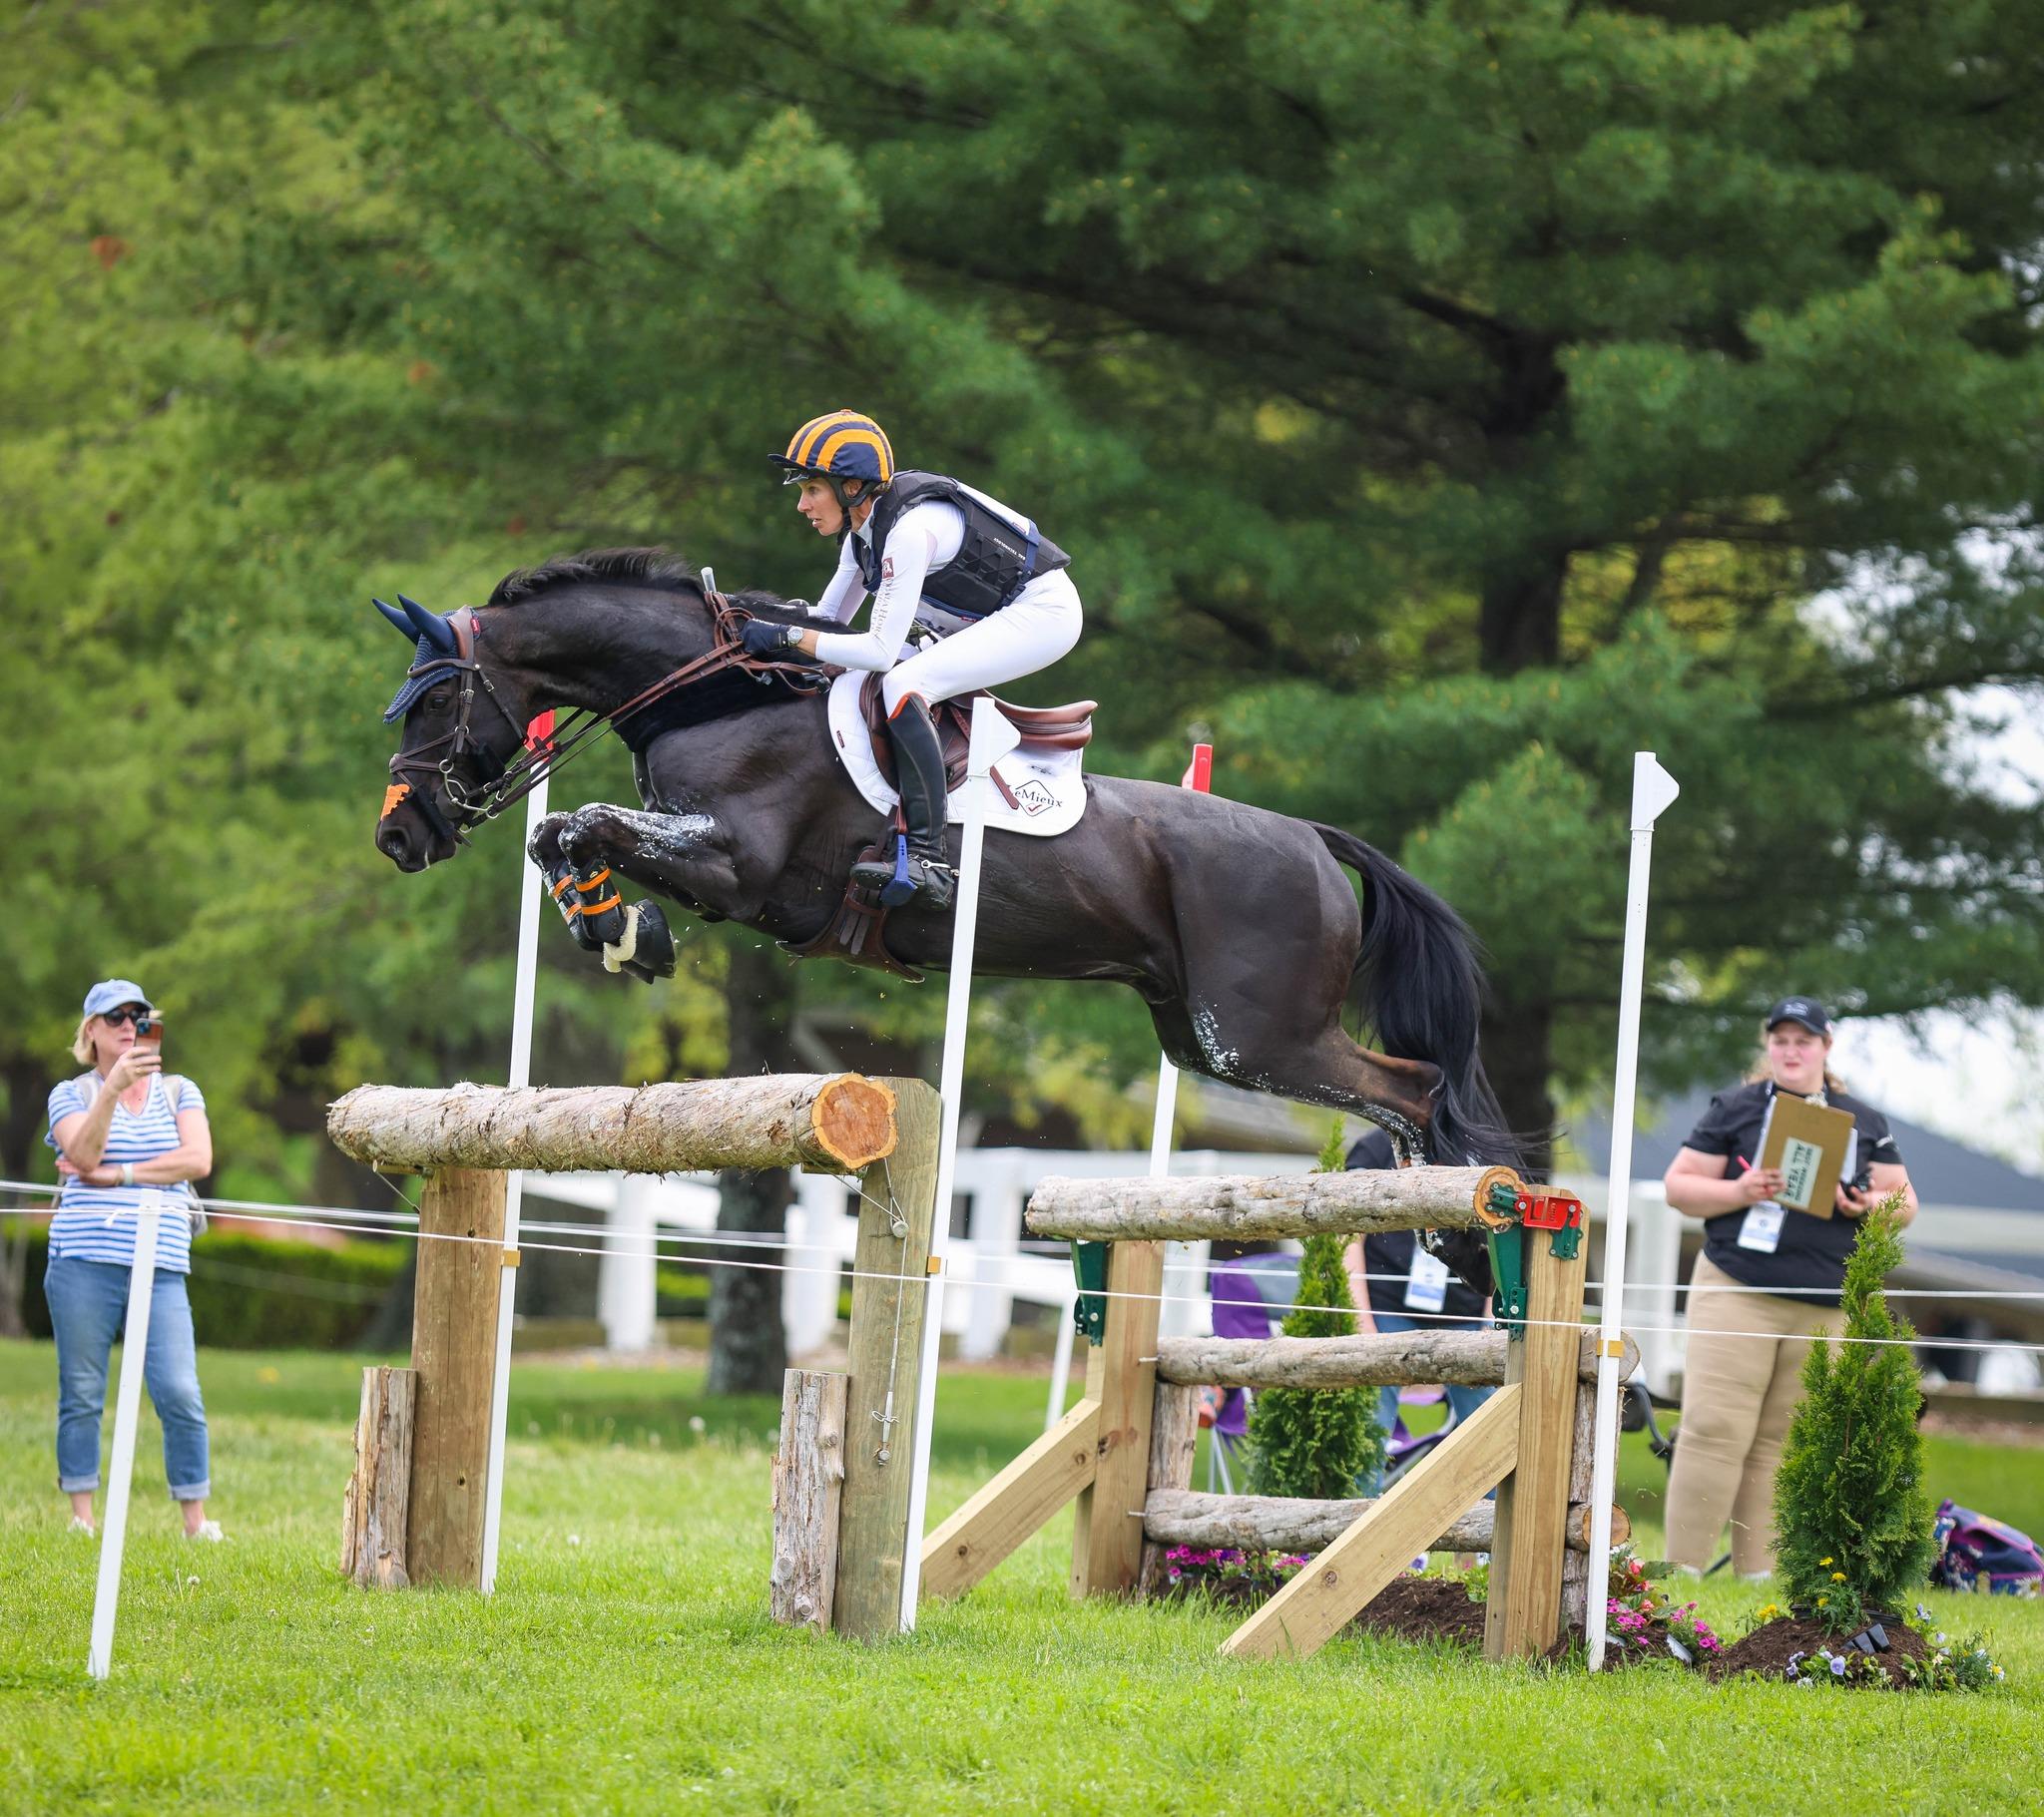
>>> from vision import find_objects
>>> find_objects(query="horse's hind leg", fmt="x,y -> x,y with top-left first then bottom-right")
1190,996 -> 1441,1150
1163,856 -> 1441,1148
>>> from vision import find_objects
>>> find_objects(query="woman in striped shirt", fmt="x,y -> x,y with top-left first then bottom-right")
45,978 -> 221,1541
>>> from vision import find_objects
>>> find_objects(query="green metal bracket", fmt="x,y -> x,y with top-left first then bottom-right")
1488,1225 -> 1528,1338
1549,1218 -> 1582,1262
1072,1240 -> 1110,1345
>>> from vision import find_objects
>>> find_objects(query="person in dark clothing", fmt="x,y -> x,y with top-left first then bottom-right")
1661,996 -> 1916,1577
1341,1127 -> 1494,1494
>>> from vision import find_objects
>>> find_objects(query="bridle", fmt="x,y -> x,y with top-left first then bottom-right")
384,593 -> 821,836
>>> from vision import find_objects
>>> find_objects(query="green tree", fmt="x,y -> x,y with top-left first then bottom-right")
11,0 -> 2044,1252
1772,1200 -> 1936,1631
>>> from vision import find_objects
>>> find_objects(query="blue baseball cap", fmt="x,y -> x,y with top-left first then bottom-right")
82,979 -> 154,1019
1767,996 -> 1830,1036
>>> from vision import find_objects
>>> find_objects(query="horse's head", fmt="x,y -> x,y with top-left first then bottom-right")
371,595 -> 529,871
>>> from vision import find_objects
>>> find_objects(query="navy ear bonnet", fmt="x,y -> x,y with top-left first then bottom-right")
383,639 -> 445,721
375,595 -> 461,721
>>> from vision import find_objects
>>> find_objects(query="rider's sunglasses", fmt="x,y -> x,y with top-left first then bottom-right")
99,1007 -> 153,1029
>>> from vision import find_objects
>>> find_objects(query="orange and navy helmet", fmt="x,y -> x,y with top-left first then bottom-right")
770,410 -> 895,490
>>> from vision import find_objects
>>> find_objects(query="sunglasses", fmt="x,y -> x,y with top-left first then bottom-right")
99,1008 -> 154,1029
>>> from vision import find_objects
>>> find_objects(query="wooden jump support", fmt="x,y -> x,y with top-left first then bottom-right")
920,1161 -> 1632,1662
328,1073 -> 939,1641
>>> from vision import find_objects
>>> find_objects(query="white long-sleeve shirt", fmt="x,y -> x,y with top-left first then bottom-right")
809,484 -> 1035,673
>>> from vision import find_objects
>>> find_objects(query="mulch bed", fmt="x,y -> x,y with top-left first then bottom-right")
1706,1613 -> 1928,1687
1349,1574 -> 1488,1645
1164,1573 -> 1936,1686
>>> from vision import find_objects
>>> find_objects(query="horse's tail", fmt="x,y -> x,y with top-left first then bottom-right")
1309,822 -> 1520,1169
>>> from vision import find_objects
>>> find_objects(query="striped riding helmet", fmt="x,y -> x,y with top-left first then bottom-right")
770,410 -> 895,490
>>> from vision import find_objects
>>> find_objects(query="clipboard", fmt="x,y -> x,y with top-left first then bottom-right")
1758,1094 -> 1855,1217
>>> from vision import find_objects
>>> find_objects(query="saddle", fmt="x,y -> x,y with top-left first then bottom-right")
855,675 -> 1096,799
791,681 -> 1100,981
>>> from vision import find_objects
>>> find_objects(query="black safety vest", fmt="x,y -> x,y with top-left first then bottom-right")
850,470 -> 1069,620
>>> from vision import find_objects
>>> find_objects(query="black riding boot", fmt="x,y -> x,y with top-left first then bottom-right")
851,695 -> 956,911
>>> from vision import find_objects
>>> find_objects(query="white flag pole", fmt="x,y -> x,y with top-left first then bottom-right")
87,1194 -> 164,1680
479,725 -> 552,1595
1585,751 -> 1679,1671
1147,744 -> 1213,1176
899,697 -> 1019,1631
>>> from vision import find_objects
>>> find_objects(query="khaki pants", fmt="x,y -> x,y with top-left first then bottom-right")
1665,1253 -> 1845,1576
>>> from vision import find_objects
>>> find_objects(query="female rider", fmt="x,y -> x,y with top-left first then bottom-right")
743,409 -> 1083,910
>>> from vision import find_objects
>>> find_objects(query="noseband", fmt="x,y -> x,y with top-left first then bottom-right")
385,595 -> 818,832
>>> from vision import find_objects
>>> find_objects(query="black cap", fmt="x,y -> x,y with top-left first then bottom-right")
1767,996 -> 1831,1036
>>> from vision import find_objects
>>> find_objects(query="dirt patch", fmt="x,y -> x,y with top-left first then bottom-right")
1708,1613 -> 1928,1687
1350,1574 -> 1488,1645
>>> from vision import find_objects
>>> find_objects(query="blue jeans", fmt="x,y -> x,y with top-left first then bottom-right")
1358,1310 -> 1495,1498
45,1255 -> 211,1500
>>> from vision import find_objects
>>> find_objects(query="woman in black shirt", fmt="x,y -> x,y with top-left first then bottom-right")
1661,997 -> 1916,1577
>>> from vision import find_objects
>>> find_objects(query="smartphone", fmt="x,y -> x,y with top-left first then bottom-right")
133,1016 -> 165,1059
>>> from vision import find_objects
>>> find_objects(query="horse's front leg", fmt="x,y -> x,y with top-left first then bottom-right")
550,801 -> 749,983
527,809 -> 609,958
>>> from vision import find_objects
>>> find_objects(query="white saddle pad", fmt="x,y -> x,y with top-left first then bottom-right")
826,672 -> 1089,838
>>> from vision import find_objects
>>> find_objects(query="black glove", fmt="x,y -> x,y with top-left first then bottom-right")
741,620 -> 799,660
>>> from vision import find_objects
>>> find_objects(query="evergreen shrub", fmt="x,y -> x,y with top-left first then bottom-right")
1772,1199 -> 1936,1631
1244,1123 -> 1386,1499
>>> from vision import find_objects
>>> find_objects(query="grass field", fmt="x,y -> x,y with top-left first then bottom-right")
2,1339 -> 2041,1814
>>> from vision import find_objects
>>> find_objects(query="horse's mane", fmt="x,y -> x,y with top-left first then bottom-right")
487,547 -> 698,606
484,546 -> 808,626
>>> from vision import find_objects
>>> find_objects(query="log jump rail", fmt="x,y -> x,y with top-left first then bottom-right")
327,1073 -> 940,1642
919,1162 -> 1632,1663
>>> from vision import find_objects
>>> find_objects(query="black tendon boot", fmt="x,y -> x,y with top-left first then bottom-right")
850,694 -> 956,910
544,857 -> 604,951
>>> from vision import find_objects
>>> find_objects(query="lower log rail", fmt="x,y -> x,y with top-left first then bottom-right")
1143,1489 -> 1628,1558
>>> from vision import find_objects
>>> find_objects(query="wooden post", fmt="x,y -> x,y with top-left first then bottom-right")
1070,1239 -> 1164,1597
832,1080 -> 940,1640
405,1167 -> 508,1588
770,1370 -> 849,1631
341,1365 -> 415,1590
1137,1381 -> 1202,1596
1484,1228 -> 1590,1659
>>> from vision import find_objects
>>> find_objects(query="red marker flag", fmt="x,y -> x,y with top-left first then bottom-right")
526,709 -> 556,752
1181,742 -> 1213,793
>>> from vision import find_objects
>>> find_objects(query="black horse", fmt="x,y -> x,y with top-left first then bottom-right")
372,548 -> 1514,1166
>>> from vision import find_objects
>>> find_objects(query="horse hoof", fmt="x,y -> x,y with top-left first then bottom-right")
602,902 -> 677,981
629,902 -> 677,978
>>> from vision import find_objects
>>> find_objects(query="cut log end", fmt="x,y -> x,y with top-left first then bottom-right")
1472,1165 -> 1524,1228
808,1075 -> 898,1172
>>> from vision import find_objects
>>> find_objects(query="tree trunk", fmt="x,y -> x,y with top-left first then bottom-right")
708,939 -> 798,1395
1474,544 -> 1571,1175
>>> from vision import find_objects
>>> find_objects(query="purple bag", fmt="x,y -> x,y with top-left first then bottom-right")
1930,1498 -> 2043,1596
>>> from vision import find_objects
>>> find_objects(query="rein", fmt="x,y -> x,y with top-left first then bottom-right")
386,593 -> 821,829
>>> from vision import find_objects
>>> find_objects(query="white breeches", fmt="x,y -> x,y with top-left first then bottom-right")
880,570 -> 1083,715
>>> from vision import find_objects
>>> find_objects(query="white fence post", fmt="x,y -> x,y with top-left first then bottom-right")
1586,752 -> 1679,1671
600,1173 -> 659,1353
87,1196 -> 164,1680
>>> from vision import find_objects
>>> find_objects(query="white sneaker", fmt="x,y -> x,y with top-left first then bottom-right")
185,1520 -> 226,1543
69,1516 -> 96,1538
